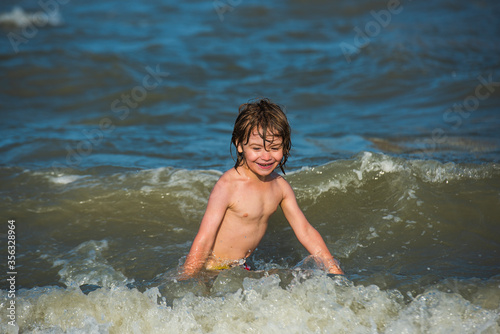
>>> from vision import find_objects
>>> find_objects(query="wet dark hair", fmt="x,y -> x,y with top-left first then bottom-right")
231,98 -> 291,174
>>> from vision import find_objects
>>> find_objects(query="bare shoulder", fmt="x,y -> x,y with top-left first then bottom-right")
213,168 -> 244,193
273,173 -> 295,198
218,167 -> 243,184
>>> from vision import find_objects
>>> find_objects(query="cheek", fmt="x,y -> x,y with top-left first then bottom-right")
274,150 -> 284,159
244,150 -> 258,160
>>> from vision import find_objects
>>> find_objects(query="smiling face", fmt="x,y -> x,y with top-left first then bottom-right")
237,129 -> 284,180
231,98 -> 291,174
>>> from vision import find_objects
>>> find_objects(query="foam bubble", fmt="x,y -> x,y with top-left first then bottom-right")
52,240 -> 132,288
49,174 -> 86,185
2,273 -> 499,333
386,289 -> 500,333
409,159 -> 499,183
0,7 -> 62,29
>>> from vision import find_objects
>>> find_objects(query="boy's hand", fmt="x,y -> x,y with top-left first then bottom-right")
177,271 -> 193,281
328,264 -> 345,275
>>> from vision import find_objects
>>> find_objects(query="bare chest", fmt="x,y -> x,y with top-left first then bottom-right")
229,183 -> 282,221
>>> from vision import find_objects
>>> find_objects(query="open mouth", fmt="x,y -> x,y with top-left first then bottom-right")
257,162 -> 274,169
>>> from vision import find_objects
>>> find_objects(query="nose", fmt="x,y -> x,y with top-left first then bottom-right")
261,149 -> 272,160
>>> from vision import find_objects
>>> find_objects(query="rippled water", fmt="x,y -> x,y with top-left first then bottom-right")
1,0 -> 499,333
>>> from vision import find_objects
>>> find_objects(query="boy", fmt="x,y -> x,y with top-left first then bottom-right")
181,98 -> 344,278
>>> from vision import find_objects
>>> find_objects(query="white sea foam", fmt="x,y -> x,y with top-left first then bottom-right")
410,159 -> 498,183
0,6 -> 61,28
353,151 -> 404,181
49,174 -> 86,185
137,167 -> 222,219
2,274 -> 498,334
52,240 -> 132,289
290,152 -> 411,203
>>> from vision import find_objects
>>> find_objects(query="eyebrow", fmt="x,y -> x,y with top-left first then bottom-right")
249,142 -> 282,148
246,132 -> 283,147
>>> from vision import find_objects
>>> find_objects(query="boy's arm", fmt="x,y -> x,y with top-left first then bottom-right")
180,177 -> 231,279
279,180 -> 344,275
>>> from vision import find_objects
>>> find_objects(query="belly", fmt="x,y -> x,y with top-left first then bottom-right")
210,221 -> 267,262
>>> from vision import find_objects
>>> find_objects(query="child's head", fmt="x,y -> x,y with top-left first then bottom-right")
231,98 -> 291,173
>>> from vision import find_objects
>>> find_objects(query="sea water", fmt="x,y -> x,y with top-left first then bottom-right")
1,154 -> 499,333
1,0 -> 499,333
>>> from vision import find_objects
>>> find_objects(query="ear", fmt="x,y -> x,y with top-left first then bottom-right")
237,143 -> 243,154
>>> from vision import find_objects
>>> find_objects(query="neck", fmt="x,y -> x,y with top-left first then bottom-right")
236,165 -> 274,182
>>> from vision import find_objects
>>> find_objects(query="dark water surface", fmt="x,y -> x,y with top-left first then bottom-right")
1,0 -> 500,332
